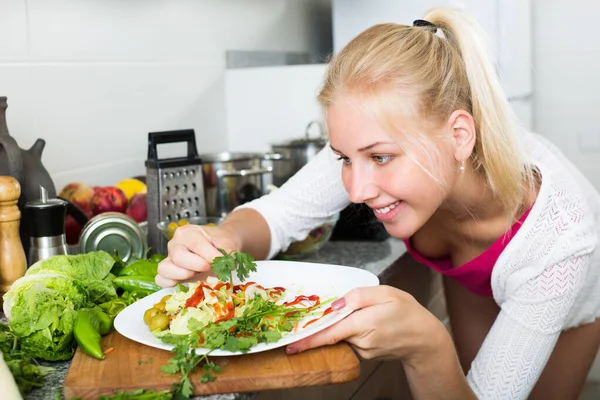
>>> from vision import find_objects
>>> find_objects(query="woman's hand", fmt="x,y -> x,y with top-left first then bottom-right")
155,224 -> 240,288
286,285 -> 448,363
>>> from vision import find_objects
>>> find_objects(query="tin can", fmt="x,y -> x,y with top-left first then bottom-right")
78,212 -> 147,262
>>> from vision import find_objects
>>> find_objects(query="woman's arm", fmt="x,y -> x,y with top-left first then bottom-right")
219,208 -> 271,260
235,145 -> 350,258
465,253 -> 591,399
403,326 -> 477,400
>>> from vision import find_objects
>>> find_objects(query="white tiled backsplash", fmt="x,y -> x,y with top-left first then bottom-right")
0,0 -> 329,191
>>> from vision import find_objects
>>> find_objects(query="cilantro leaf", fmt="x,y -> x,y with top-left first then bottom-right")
211,248 -> 257,285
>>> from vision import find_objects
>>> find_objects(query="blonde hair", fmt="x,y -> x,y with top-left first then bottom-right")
318,7 -> 535,222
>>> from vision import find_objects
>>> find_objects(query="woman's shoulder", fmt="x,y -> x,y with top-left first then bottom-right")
523,131 -> 600,218
491,133 -> 600,299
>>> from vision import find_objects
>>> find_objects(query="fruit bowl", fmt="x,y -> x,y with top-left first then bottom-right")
276,213 -> 340,260
157,216 -> 224,241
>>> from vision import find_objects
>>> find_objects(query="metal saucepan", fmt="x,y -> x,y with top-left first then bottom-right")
200,152 -> 273,217
265,121 -> 328,187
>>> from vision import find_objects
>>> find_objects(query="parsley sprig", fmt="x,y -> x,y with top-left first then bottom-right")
156,249 -> 255,398
160,333 -> 222,399
211,248 -> 257,286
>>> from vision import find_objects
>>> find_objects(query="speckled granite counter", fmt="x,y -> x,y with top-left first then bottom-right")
17,238 -> 406,400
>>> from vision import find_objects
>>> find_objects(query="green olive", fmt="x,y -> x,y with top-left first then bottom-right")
143,308 -> 160,326
160,295 -> 172,303
153,301 -> 166,311
149,314 -> 170,331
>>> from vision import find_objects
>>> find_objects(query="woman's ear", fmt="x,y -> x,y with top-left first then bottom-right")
447,109 -> 476,162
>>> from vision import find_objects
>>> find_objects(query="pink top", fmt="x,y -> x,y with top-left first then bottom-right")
404,208 -> 532,296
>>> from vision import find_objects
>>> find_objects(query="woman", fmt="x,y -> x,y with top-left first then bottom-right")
156,7 -> 600,399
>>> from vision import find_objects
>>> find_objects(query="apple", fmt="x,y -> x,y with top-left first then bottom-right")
91,186 -> 128,215
126,193 -> 147,223
59,183 -> 83,200
58,182 -> 94,216
64,214 -> 83,245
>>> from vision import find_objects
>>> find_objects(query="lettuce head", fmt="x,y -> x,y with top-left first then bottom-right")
2,273 -> 88,360
27,251 -> 115,281
2,251 -> 118,361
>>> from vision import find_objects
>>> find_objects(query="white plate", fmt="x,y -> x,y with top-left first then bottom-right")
114,260 -> 379,356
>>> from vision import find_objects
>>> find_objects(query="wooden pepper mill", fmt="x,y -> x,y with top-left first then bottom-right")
0,176 -> 27,301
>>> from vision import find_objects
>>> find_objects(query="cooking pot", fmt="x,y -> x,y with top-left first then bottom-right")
200,152 -> 272,217
267,121 -> 328,187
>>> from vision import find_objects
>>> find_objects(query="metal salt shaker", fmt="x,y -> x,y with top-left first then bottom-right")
23,185 -> 69,265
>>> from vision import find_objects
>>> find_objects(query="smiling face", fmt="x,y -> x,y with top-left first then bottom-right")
328,97 -> 464,239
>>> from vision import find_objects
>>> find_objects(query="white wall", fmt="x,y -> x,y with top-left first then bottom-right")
533,0 -> 600,190
0,0 -> 330,191
225,64 -> 327,153
533,0 -> 600,381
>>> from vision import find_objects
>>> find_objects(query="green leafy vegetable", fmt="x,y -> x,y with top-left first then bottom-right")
211,248 -> 257,285
160,333 -> 221,398
2,251 -> 119,361
27,251 -> 115,281
1,322 -> 54,395
2,273 -> 88,360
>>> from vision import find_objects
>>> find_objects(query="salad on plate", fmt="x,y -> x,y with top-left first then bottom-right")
144,276 -> 334,353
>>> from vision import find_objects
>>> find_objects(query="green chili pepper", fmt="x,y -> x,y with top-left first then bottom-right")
117,260 -> 159,277
149,253 -> 167,263
113,275 -> 162,293
96,308 -> 113,335
74,308 -> 110,360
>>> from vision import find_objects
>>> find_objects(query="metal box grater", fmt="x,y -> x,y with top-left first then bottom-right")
145,129 -> 206,254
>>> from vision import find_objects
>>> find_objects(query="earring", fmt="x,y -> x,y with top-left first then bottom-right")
459,161 -> 465,171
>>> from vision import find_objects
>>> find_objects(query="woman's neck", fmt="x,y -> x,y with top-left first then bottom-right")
429,168 -> 537,245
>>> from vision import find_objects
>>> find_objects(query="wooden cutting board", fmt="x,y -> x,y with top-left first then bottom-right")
63,331 -> 360,399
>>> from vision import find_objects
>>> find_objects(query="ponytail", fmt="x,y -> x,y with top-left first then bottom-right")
424,7 -> 535,219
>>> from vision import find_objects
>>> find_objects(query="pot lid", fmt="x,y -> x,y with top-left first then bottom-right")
272,121 -> 327,148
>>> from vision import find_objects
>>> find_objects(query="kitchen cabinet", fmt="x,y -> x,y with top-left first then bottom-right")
258,253 -> 447,400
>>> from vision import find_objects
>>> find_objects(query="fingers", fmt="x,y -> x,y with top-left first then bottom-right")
285,286 -> 401,355
286,314 -> 357,354
155,268 -> 215,288
156,225 -> 225,287
164,225 -> 224,274
155,273 -> 178,288
157,258 -> 198,282
337,285 -> 397,312
169,225 -> 224,264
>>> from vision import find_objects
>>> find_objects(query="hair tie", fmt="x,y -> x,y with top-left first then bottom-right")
413,19 -> 437,33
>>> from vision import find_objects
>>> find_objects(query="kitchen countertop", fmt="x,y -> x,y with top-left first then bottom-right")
18,237 -> 407,400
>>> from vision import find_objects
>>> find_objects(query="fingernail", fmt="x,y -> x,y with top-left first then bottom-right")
286,347 -> 299,355
332,298 -> 346,311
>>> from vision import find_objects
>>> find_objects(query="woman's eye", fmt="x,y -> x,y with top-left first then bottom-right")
372,155 -> 394,165
336,156 -> 351,165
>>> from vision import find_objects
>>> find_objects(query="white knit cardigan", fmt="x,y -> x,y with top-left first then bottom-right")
238,131 -> 600,399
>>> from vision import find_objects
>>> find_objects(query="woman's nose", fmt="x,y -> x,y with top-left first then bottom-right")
347,168 -> 378,204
